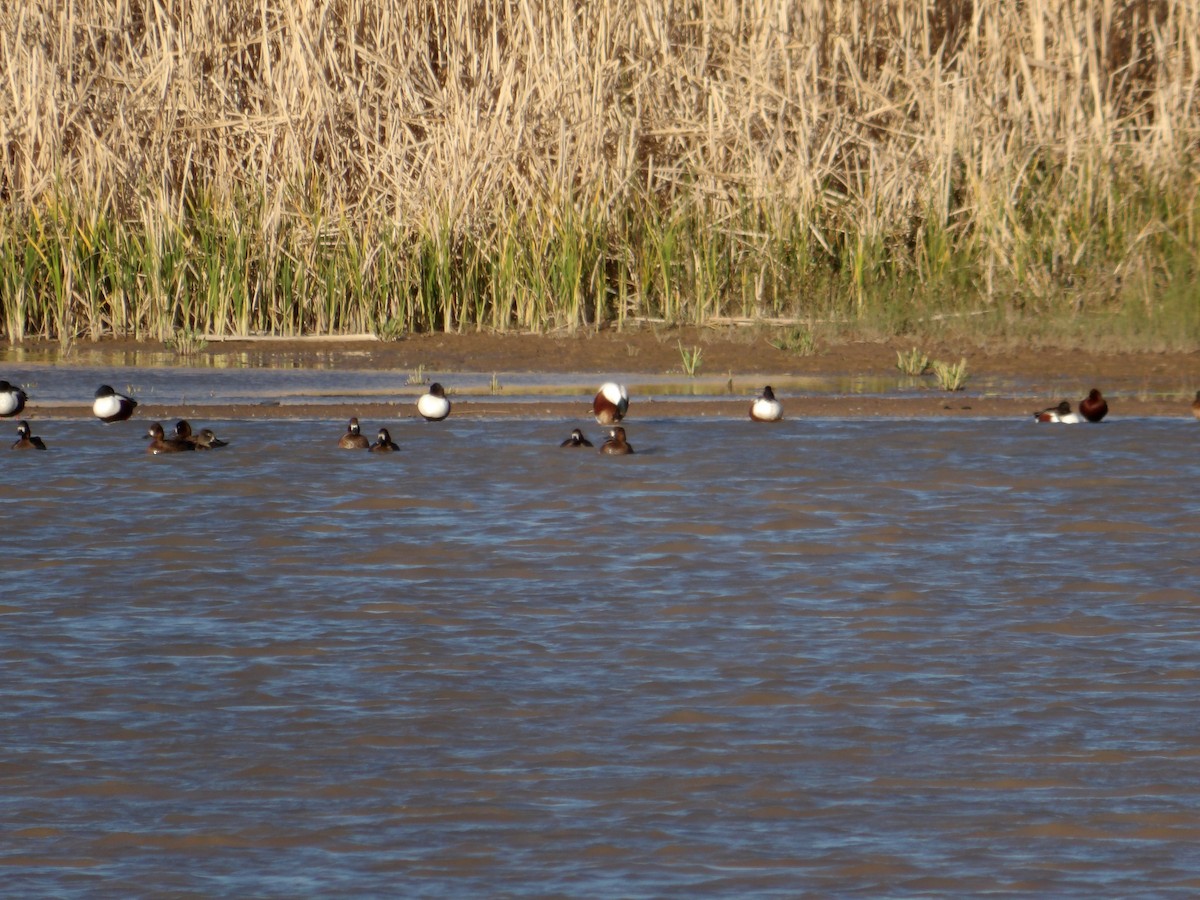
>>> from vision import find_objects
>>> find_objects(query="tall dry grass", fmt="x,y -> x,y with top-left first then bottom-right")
1,0 -> 1197,346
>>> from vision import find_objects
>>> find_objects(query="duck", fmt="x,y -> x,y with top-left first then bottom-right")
145,422 -> 194,454
750,385 -> 783,422
560,428 -> 594,448
173,420 -> 228,449
93,384 -> 138,423
1079,388 -> 1108,422
599,425 -> 634,455
417,383 -> 451,421
370,428 -> 400,452
593,382 -> 629,425
338,417 -> 371,449
1192,390 -> 1200,421
1033,400 -> 1083,424
10,420 -> 46,450
0,380 -> 28,418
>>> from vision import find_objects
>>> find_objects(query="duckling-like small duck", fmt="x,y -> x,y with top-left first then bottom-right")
1033,401 -> 1083,424
174,420 -> 228,449
93,384 -> 138,423
339,417 -> 371,449
370,428 -> 400,452
560,428 -> 593,448
10,420 -> 46,450
599,426 -> 634,455
750,385 -> 783,422
145,422 -> 194,454
593,382 -> 629,425
1079,388 -> 1108,423
417,383 -> 451,421
0,380 -> 28,418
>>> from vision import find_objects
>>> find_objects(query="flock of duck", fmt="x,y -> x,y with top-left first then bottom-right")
4,378 -> 1200,454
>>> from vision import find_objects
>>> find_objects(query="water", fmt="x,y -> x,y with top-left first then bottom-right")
3,415 -> 1199,897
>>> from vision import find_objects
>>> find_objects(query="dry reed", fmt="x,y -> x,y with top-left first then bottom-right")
1,0 -> 1197,346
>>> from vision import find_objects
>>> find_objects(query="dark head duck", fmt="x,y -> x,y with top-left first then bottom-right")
370,428 -> 400,452
417,383 -> 451,421
593,382 -> 629,425
1079,388 -> 1108,423
339,417 -> 371,449
11,420 -> 46,450
145,422 -> 194,454
750,385 -> 783,422
0,380 -> 28,418
560,428 -> 594,448
93,384 -> 138,423
599,425 -> 634,455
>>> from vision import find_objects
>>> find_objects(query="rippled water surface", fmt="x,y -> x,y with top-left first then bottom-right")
3,415 -> 1200,897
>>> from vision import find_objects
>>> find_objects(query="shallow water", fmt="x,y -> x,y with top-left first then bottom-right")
0,358 -> 1040,407
3,415 -> 1200,897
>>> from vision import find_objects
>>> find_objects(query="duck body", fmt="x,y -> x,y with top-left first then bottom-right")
93,385 -> 138,423
1034,401 -> 1083,424
1192,390 -> 1200,421
599,426 -> 634,455
560,428 -> 593,448
11,420 -> 46,450
593,382 -> 629,425
338,417 -> 371,449
145,422 -> 195,454
0,381 -> 28,418
370,428 -> 400,452
417,383 -> 451,421
750,386 -> 783,422
1079,388 -> 1108,422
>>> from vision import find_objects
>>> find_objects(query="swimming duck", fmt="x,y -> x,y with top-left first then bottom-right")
593,382 -> 629,425
339,417 -> 371,449
370,428 -> 400,452
750,385 -> 783,422
1034,400 -> 1083,424
10,420 -> 46,450
560,428 -> 594,448
145,422 -> 194,454
1192,390 -> 1200,421
173,420 -> 228,449
599,426 -> 634,455
1079,388 -> 1108,422
417,383 -> 451,421
93,384 -> 138,423
0,380 -> 28,418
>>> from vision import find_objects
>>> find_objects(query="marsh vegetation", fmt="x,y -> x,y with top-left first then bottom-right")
1,0 -> 1197,349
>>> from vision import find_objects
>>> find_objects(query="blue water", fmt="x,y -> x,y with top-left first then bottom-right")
2,415 -> 1199,897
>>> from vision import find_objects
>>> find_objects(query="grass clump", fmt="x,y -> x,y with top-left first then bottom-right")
895,348 -> 930,376
677,341 -> 703,378
932,358 -> 970,392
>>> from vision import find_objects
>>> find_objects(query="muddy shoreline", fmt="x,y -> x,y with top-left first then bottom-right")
5,329 -> 1199,420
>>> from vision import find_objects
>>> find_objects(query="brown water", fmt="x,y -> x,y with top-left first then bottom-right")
3,415 -> 1199,896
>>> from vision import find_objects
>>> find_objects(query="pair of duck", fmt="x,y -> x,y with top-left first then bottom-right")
146,420 -> 229,454
339,418 -> 400,452
561,426 -> 634,455
1034,389 -> 1108,424
593,381 -> 784,424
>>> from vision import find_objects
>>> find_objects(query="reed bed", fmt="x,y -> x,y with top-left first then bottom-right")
1,0 -> 1198,348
